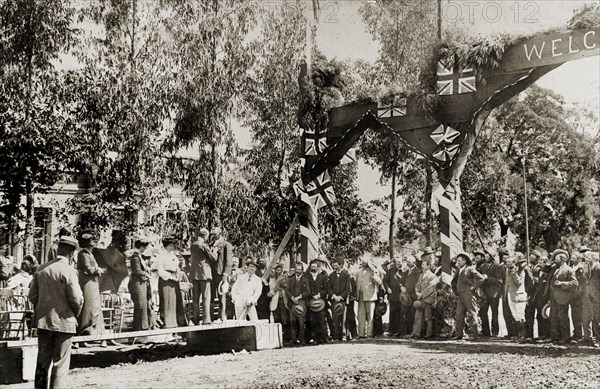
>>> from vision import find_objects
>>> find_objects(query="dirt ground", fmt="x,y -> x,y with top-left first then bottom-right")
6,337 -> 600,389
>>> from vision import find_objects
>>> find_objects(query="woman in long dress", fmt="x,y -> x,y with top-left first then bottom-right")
156,238 -> 187,328
128,236 -> 152,331
77,233 -> 105,336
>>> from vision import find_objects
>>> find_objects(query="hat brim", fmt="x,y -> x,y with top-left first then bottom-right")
399,293 -> 412,307
542,303 -> 551,319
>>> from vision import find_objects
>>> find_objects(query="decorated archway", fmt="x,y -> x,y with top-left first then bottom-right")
294,25 -> 599,282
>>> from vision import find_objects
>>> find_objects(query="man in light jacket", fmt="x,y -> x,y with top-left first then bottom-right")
355,255 -> 382,338
230,259 -> 263,321
29,236 -> 84,389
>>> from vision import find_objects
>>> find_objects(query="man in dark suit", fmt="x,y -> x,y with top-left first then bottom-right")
524,250 -> 543,339
346,273 -> 358,340
533,256 -> 553,339
286,262 -> 311,345
452,252 -> 485,340
29,236 -> 84,389
210,227 -> 234,321
383,257 -> 403,336
478,251 -> 504,337
306,260 -> 329,344
547,249 -> 578,344
189,228 -> 215,324
585,251 -> 600,346
400,255 -> 420,337
570,251 -> 586,341
327,258 -> 351,341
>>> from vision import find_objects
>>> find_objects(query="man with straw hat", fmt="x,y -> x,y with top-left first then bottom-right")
230,258 -> 262,321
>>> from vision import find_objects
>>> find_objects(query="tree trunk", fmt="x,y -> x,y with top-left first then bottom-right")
25,178 -> 35,255
389,167 -> 397,261
425,161 -> 433,245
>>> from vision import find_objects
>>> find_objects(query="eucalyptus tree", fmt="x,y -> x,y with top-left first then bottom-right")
0,0 -> 79,253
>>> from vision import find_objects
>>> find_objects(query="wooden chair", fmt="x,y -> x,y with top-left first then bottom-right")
179,282 -> 193,323
0,289 -> 31,340
101,292 -> 118,333
114,294 -> 134,333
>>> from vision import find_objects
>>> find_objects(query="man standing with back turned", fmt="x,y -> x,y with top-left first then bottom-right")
29,235 -> 83,389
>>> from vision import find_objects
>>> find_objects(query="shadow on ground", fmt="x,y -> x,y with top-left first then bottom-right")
357,336 -> 600,358
71,341 -> 215,369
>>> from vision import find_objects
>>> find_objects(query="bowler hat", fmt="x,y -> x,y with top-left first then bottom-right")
399,292 -> 412,307
375,301 -> 387,317
542,302 -> 551,319
59,236 -> 79,248
332,301 -> 345,317
218,280 -> 230,296
413,300 -> 424,309
309,298 -> 325,312
551,249 -> 569,261
292,303 -> 306,317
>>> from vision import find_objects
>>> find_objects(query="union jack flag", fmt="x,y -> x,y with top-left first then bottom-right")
302,127 -> 328,156
377,96 -> 407,118
436,59 -> 477,95
299,171 -> 336,210
430,124 -> 461,145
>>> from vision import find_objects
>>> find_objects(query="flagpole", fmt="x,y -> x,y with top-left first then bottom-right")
522,152 -> 530,265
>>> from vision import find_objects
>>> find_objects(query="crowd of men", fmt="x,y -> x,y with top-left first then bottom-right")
186,228 -> 600,348
2,227 -> 599,387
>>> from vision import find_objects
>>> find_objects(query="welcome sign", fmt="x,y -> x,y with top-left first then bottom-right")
501,27 -> 600,72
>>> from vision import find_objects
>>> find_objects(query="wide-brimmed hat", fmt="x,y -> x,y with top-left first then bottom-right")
551,249 -> 569,261
332,301 -> 345,317
542,302 -> 551,319
309,298 -> 325,312
399,291 -> 412,307
59,236 -> 79,248
473,250 -> 486,258
162,236 -> 177,246
375,301 -> 387,317
531,250 -> 542,258
210,227 -> 222,235
276,276 -> 288,290
218,280 -> 230,295
455,252 -> 472,266
133,233 -> 153,245
245,259 -> 257,268
413,300 -> 424,309
515,254 -> 527,266
577,245 -> 591,253
292,303 -> 306,317
421,246 -> 435,256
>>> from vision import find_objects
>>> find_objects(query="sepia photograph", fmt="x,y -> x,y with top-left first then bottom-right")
0,0 -> 599,388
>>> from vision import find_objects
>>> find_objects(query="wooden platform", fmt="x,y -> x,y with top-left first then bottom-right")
0,320 -> 282,385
